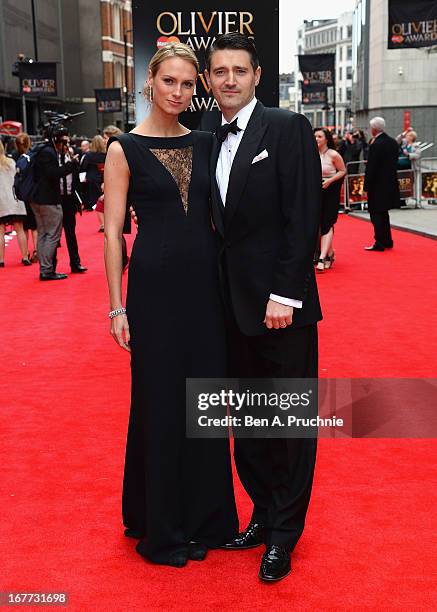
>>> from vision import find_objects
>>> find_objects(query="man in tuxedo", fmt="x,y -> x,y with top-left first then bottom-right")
56,134 -> 87,273
205,33 -> 322,581
364,117 -> 400,251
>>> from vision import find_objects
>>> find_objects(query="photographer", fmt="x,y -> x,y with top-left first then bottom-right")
30,128 -> 78,281
338,131 -> 363,166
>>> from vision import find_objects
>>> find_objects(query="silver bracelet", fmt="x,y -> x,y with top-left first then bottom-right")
109,307 -> 126,319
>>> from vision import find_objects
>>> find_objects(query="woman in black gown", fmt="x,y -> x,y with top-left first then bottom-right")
104,43 -> 238,568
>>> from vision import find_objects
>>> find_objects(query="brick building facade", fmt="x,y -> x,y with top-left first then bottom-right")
0,0 -> 134,136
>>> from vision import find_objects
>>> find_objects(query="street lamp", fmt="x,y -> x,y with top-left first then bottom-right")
123,28 -> 133,131
11,54 -> 34,132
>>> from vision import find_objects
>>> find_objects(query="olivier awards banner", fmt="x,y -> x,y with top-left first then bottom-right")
422,171 -> 437,199
298,54 -> 335,106
132,2 -> 279,129
301,84 -> 328,106
95,88 -> 122,113
347,174 -> 366,203
388,0 -> 437,49
18,62 -> 57,96
397,170 -> 414,199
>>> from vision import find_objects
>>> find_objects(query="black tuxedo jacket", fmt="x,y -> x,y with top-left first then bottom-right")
364,132 -> 400,212
210,101 -> 323,336
33,143 -> 76,206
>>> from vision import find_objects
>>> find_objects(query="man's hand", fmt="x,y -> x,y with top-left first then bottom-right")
264,300 -> 293,329
129,205 -> 138,227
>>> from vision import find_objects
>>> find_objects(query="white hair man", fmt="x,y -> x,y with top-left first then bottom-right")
364,116 -> 400,251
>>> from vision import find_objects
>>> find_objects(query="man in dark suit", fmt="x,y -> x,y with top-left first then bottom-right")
57,134 -> 87,273
364,117 -> 400,251
31,128 -> 78,280
205,33 -> 322,581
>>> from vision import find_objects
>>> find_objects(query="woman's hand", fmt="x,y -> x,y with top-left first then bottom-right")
129,206 -> 138,228
322,178 -> 332,189
110,314 -> 131,352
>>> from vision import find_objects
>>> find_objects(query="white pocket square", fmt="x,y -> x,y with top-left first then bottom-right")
252,149 -> 269,164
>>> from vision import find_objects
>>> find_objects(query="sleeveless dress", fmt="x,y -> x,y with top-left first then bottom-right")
108,131 -> 238,565
320,150 -> 342,236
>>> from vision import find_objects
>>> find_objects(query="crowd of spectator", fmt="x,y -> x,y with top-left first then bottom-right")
0,124 -> 125,277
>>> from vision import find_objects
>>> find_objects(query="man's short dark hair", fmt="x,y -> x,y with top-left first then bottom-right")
206,33 -> 259,72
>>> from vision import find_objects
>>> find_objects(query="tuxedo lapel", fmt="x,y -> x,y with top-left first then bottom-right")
210,135 -> 225,237
224,102 -> 267,228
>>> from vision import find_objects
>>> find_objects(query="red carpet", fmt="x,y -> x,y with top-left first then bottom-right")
1,213 -> 436,610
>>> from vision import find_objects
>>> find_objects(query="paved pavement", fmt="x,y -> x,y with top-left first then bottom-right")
349,204 -> 437,239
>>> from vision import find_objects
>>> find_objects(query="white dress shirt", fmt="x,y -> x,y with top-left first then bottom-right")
59,152 -> 73,195
215,97 -> 302,309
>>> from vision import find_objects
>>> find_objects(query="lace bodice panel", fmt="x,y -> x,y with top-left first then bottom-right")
150,146 -> 193,214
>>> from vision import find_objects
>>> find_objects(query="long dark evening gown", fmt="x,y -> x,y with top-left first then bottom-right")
108,131 -> 238,565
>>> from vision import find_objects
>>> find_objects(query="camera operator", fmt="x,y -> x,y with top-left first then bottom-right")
30,127 -> 78,280
57,133 -> 87,273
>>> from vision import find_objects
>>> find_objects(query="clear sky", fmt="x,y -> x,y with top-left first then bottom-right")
279,0 -> 357,72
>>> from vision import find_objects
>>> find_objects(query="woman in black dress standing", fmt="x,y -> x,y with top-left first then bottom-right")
314,128 -> 346,272
104,43 -> 238,568
81,135 -> 106,211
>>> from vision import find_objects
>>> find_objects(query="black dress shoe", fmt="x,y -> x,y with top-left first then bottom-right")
71,265 -> 87,273
364,244 -> 385,251
124,528 -> 144,539
221,522 -> 264,550
22,258 -> 32,266
259,545 -> 291,582
188,542 -> 208,561
40,272 -> 68,281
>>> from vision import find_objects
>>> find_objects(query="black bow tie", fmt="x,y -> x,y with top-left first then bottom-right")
215,118 -> 241,143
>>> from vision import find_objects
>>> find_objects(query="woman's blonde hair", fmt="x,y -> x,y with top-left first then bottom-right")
103,124 -> 122,138
408,130 -> 417,142
0,140 -> 14,169
90,134 -> 107,153
143,42 -> 199,100
15,132 -> 31,155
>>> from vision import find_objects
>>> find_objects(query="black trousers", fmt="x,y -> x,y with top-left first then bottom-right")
369,210 -> 393,249
61,194 -> 81,268
226,313 -> 318,552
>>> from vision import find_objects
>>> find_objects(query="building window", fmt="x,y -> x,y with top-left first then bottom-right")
113,3 -> 121,40
347,46 -> 352,60
316,110 -> 323,126
339,27 -> 343,40
346,87 -> 352,101
114,61 -> 123,87
347,66 -> 352,80
339,67 -> 343,81
347,25 -> 353,38
338,88 -> 342,102
339,46 -> 343,61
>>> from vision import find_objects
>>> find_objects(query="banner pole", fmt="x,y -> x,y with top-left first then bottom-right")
30,0 -> 42,131
21,95 -> 27,132
333,64 -> 337,132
